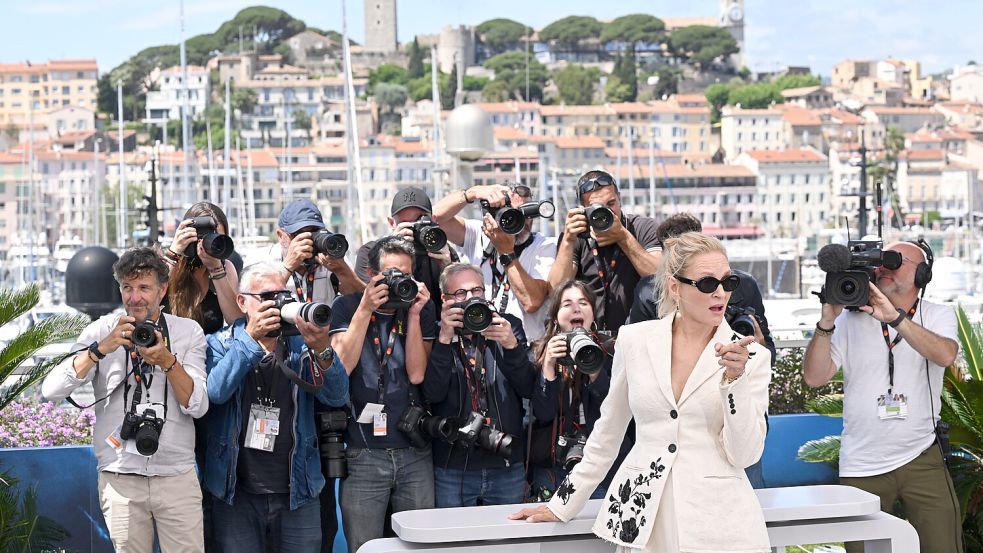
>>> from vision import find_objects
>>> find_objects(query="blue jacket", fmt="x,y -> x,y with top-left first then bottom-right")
203,318 -> 349,510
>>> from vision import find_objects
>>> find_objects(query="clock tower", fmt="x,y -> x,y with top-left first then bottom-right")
719,0 -> 746,70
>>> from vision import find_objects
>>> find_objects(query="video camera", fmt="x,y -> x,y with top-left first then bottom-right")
817,240 -> 902,306
184,216 -> 235,261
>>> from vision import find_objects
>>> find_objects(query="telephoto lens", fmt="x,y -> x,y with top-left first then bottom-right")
311,230 -> 349,259
583,204 -> 615,232
131,321 -> 159,348
411,217 -> 448,253
454,297 -> 493,334
560,328 -> 604,375
187,216 -> 235,260
133,408 -> 164,456
478,426 -> 513,458
317,409 -> 348,479
279,301 -> 331,327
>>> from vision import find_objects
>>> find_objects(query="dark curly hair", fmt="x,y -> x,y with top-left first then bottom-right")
113,247 -> 169,286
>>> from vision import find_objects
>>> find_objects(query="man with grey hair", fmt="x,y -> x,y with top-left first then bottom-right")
203,261 -> 349,553
42,247 -> 209,553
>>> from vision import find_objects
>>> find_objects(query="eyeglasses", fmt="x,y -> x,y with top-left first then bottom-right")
674,274 -> 740,294
511,184 -> 532,199
446,286 -> 485,302
241,290 -> 291,301
578,174 -> 616,195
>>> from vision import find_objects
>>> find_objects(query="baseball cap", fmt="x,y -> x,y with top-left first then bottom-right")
391,186 -> 433,216
278,199 -> 326,233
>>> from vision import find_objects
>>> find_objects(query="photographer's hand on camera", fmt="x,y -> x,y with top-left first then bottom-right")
137,330 -> 175,368
359,273 -> 390,313
749,315 -> 768,349
857,282 -> 897,322
246,300 -> 281,343
540,334 -> 568,380
467,184 -> 511,208
104,315 -> 137,352
437,301 -> 464,345
592,212 -> 626,248
482,315 -> 519,349
482,212 -> 516,253
295,317 -> 331,352
561,208 -> 589,243
169,219 -> 198,259
283,231 -> 315,273
408,279 -> 431,317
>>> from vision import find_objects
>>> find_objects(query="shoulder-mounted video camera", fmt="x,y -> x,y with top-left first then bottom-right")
817,239 -> 902,307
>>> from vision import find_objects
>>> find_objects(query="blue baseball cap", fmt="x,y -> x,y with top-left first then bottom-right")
278,199 -> 326,233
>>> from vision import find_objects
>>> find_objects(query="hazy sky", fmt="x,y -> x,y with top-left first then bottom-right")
2,0 -> 980,76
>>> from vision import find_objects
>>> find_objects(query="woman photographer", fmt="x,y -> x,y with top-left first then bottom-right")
162,201 -> 243,333
529,279 -> 626,502
512,232 -> 771,553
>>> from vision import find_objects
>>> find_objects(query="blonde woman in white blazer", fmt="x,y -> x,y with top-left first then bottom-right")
511,232 -> 772,552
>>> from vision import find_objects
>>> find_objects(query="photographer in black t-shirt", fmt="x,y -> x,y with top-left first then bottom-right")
548,170 -> 661,333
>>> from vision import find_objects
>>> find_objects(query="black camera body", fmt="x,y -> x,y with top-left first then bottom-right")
455,411 -> 513,458
120,407 -> 165,456
185,216 -> 235,261
556,430 -> 588,471
579,204 -> 615,240
131,320 -> 159,348
725,304 -> 757,338
411,217 -> 448,253
317,409 -> 348,478
379,268 -> 419,310
480,198 -> 526,235
311,230 -> 349,259
820,240 -> 903,307
558,328 -> 605,375
264,291 -> 331,337
453,297 -> 494,334
397,404 -> 456,450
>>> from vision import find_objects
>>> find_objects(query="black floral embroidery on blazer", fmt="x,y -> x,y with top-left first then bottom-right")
556,476 -> 576,505
604,459 -> 666,543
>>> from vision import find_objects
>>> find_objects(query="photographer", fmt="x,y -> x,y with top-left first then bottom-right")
202,262 -> 349,553
548,170 -> 660,333
274,199 -> 365,304
42,247 -> 209,553
803,241 -> 962,553
432,183 -> 555,341
355,186 -> 457,309
329,236 -> 436,553
529,279 -> 630,502
422,263 -> 537,507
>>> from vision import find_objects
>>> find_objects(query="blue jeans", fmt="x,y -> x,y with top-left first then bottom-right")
434,464 -> 525,507
339,447 -> 434,553
531,465 -> 607,502
744,458 -> 766,489
212,489 -> 321,553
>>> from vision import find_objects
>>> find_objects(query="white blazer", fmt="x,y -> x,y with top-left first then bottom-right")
546,316 -> 772,551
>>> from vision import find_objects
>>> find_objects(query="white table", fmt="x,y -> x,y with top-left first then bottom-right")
358,485 -> 917,553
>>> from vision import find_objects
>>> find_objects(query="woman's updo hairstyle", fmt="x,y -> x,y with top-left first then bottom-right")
655,231 -> 728,318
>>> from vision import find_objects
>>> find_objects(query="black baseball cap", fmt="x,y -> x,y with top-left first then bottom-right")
391,186 -> 432,216
278,199 -> 326,233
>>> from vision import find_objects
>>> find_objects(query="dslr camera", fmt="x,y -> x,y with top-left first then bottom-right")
410,217 -> 448,253
262,290 -> 332,337
131,320 -> 160,348
380,268 -> 419,309
120,406 -> 165,456
818,239 -> 903,307
556,430 -> 588,471
558,328 -> 605,375
579,204 -> 615,240
184,216 -> 235,261
480,196 -> 526,235
396,404 -> 455,449
725,304 -> 758,338
311,230 -> 349,259
316,409 -> 348,478
455,411 -> 514,458
453,297 -> 494,334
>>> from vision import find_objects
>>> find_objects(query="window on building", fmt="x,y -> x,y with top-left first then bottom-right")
62,86 -> 69,95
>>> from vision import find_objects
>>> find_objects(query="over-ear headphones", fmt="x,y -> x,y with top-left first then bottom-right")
908,238 -> 934,290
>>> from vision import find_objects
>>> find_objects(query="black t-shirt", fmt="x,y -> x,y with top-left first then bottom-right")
236,353 -> 295,495
355,239 -> 447,310
329,293 -> 437,449
570,213 -> 660,332
162,287 -> 224,335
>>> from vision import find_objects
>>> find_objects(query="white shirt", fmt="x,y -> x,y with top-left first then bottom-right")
41,312 -> 209,476
266,244 -> 338,303
831,299 -> 956,477
461,218 -> 556,342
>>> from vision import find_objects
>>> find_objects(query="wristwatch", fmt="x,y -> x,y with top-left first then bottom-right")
888,308 -> 907,328
498,252 -> 517,267
88,341 -> 106,360
316,345 -> 335,364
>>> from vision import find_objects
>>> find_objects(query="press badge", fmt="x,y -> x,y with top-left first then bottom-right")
373,412 -> 388,437
245,404 -> 281,452
877,391 -> 908,420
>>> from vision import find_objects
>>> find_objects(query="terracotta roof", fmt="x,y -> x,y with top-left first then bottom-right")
540,105 -> 612,117
605,163 -> 756,180
781,86 -> 823,98
554,136 -> 606,149
494,127 -> 530,141
906,131 -> 943,143
603,147 -> 681,159
241,149 -> 279,167
866,107 -> 938,115
0,59 -> 97,73
777,104 -> 822,126
52,130 -> 97,143
744,149 -> 826,163
610,102 -> 656,114
670,93 -> 707,106
476,101 -> 540,113
0,153 -> 24,164
901,149 -> 945,161
818,108 -> 864,125
35,150 -> 108,162
393,139 -> 428,154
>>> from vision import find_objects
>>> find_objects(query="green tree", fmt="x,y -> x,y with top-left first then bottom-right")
441,64 -> 458,110
539,15 -> 603,50
407,37 -> 425,79
553,65 -> 599,105
668,25 -> 739,70
273,42 -> 294,65
375,82 -> 409,114
483,51 -> 548,101
463,75 -> 490,92
652,67 -> 683,99
612,49 -> 638,102
211,6 -> 306,56
232,87 -> 258,115
369,63 -> 409,90
705,82 -> 737,122
773,73 -> 822,91
476,18 -> 532,55
605,76 -> 633,103
407,76 -> 433,102
482,80 -> 510,102
727,82 -> 783,109
600,14 -> 665,46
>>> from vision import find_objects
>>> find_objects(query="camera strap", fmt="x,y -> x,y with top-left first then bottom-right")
122,315 -> 171,420
291,266 -> 316,303
587,238 -> 617,330
272,336 -> 326,395
482,233 -> 533,315
369,312 -> 406,404
455,336 -> 489,415
880,299 -> 919,391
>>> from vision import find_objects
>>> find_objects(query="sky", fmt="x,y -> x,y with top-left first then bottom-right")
1,0 -> 980,77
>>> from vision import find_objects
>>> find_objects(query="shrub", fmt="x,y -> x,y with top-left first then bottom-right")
769,347 -> 842,415
0,398 -> 94,448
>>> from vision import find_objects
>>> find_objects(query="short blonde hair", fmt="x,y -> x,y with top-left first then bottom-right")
655,232 -> 728,318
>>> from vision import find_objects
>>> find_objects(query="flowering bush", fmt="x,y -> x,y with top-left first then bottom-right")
769,347 -> 843,415
0,399 -> 95,448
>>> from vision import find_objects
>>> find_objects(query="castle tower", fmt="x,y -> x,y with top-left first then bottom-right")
364,0 -> 398,53
719,0 -> 746,69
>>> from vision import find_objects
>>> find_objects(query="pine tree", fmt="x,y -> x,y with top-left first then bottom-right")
407,38 -> 424,79
441,64 -> 458,110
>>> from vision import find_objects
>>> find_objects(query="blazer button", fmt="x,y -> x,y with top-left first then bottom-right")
731,409 -> 737,414
728,393 -> 734,399
670,409 -> 678,419
668,444 -> 677,453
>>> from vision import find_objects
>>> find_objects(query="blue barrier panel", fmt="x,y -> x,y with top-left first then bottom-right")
0,445 -> 113,553
762,413 -> 843,487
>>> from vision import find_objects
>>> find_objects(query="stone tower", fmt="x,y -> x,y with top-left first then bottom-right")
364,0 -> 398,53
719,0 -> 746,69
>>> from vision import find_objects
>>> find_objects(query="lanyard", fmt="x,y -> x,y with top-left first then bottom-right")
369,312 -> 404,404
481,235 -> 534,315
587,238 -> 617,330
291,265 -> 316,302
123,315 -> 172,419
455,336 -> 488,414
880,300 -> 918,391
251,353 -> 281,407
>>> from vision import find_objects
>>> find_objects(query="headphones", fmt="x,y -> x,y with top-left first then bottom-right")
908,238 -> 934,290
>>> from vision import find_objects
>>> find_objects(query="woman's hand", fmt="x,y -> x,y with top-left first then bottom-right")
540,334 -> 568,381
169,219 -> 198,257
715,335 -> 756,379
508,505 -> 560,523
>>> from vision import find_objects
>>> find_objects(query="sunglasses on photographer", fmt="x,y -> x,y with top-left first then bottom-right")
511,184 -> 532,198
577,174 -> 616,195
674,274 -> 741,294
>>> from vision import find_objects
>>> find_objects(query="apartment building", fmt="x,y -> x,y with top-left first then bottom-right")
144,65 -> 211,124
0,59 -> 98,133
720,106 -> 785,160
733,148 -> 831,237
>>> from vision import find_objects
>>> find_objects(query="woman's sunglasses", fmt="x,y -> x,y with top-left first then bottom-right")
674,274 -> 741,294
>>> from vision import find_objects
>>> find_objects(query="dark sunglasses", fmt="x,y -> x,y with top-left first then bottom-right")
511,184 -> 532,198
674,274 -> 740,294
578,174 -> 616,195
242,290 -> 291,301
